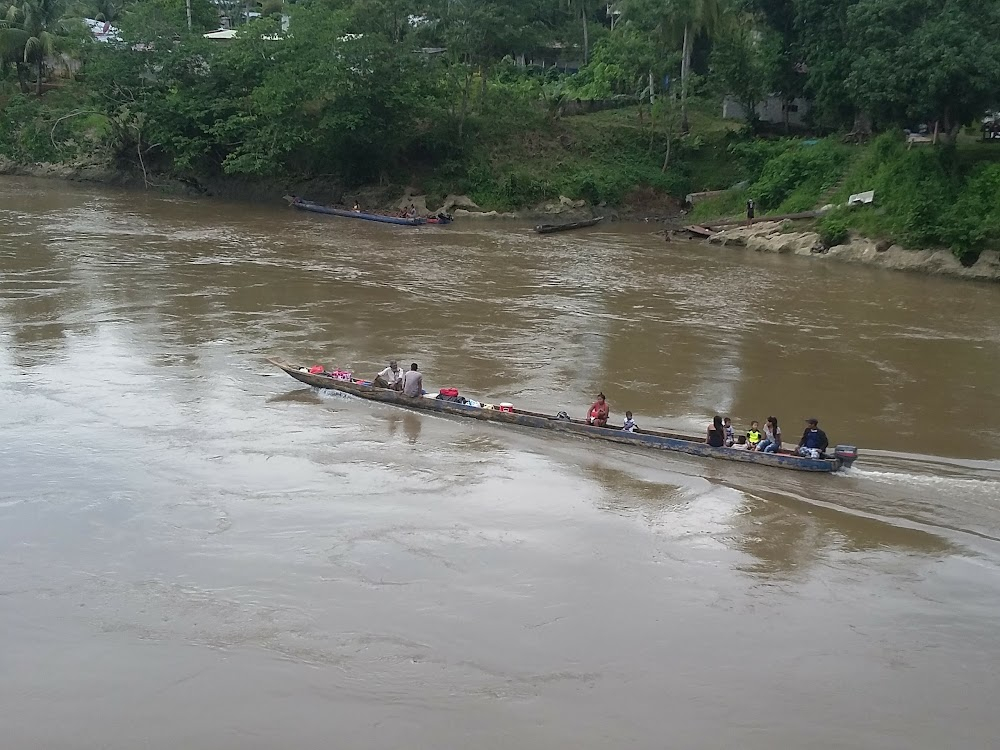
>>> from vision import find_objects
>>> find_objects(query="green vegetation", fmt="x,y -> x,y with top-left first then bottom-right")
0,0 -> 997,261
689,132 -> 1000,262
817,212 -> 850,248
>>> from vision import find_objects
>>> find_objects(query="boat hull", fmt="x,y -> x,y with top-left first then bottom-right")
286,198 -> 452,226
535,216 -> 604,234
269,360 -> 845,473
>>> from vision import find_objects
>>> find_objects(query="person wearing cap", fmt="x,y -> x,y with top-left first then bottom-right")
797,418 -> 829,459
373,360 -> 404,390
587,393 -> 610,427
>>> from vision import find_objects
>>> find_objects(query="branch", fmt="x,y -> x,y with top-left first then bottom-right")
50,110 -> 103,147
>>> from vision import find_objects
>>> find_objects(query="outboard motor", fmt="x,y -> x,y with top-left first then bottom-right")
834,445 -> 858,468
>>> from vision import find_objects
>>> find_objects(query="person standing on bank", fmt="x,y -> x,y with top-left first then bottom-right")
401,362 -> 423,398
746,198 -> 755,226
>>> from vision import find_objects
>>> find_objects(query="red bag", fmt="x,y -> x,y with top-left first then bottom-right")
308,365 -> 325,374
439,387 -> 459,397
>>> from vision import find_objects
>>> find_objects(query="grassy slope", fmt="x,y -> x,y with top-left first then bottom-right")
416,99 -> 742,213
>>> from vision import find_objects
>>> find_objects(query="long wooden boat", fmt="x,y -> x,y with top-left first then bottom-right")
535,216 -> 604,234
268,359 -> 858,473
285,196 -> 453,226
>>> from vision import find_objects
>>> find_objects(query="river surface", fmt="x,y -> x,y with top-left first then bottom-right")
2,176 -> 999,749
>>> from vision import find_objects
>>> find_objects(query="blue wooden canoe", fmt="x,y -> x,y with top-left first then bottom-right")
268,360 -> 857,473
285,197 -> 452,226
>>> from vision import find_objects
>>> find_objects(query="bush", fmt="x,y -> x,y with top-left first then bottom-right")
750,140 -> 849,211
817,214 -> 849,247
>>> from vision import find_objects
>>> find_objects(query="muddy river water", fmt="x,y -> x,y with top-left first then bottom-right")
2,177 -> 999,749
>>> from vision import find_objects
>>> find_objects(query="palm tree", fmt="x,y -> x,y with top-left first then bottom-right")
3,0 -> 68,94
677,0 -> 723,132
623,0 -> 725,132
0,21 -> 31,91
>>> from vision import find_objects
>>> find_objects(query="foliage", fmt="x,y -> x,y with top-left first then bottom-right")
117,0 -> 218,37
844,0 -> 1000,134
709,16 -> 780,130
817,212 -> 849,246
750,140 -> 848,211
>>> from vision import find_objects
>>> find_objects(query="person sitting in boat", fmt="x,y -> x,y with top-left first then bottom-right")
623,411 -> 637,432
707,415 -> 726,447
722,416 -> 735,447
373,360 -> 404,391
401,362 -> 423,398
756,416 -> 782,453
745,421 -> 763,451
797,418 -> 829,459
586,393 -> 610,427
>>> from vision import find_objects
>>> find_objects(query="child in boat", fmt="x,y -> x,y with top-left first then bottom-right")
723,416 -> 735,447
746,421 -> 762,451
623,411 -> 637,432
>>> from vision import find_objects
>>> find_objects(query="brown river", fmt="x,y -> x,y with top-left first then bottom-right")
2,176 -> 999,749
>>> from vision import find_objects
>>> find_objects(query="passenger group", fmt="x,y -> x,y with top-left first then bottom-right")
370,360 -> 831,458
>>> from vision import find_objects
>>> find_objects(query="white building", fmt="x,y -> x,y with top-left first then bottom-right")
723,95 -> 811,127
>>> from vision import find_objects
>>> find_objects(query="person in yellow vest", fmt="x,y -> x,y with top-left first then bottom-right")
745,420 -> 763,451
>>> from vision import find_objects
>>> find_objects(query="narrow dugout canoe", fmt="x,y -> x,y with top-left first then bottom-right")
268,360 -> 858,472
534,216 -> 604,234
285,197 -> 453,226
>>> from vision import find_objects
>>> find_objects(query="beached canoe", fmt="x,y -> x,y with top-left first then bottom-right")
285,196 -> 453,226
268,359 -> 858,473
534,216 -> 604,234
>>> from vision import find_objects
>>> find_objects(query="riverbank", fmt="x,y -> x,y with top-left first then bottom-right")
0,154 -> 657,223
699,221 -> 1000,282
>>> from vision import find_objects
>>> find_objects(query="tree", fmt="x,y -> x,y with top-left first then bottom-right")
0,24 -> 32,92
623,0 -> 725,132
749,0 -> 806,131
793,0 -> 858,130
711,17 -> 779,130
844,0 -> 1000,137
2,0 -> 70,95
117,0 -> 218,37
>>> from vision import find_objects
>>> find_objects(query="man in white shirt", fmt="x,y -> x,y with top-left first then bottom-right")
373,360 -> 404,390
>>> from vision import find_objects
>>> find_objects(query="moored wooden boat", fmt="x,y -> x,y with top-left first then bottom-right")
534,216 -> 604,234
285,196 -> 453,226
268,359 -> 858,473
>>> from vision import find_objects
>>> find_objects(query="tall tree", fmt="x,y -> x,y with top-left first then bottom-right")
793,0 -> 858,130
844,0 -> 1000,137
3,0 -> 68,94
624,0 -> 725,132
711,14 -> 779,130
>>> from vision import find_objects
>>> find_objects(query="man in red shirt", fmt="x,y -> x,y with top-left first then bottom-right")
587,392 -> 610,427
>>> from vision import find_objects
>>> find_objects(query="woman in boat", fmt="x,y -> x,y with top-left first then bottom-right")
707,415 -> 726,448
587,393 -> 610,427
756,416 -> 782,453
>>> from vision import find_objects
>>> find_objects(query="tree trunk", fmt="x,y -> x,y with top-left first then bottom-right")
478,64 -> 489,113
457,67 -> 472,138
16,63 -> 30,94
851,111 -> 872,137
647,71 -> 656,153
662,114 -> 673,172
36,57 -> 42,96
581,4 -> 589,64
680,25 -> 691,134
